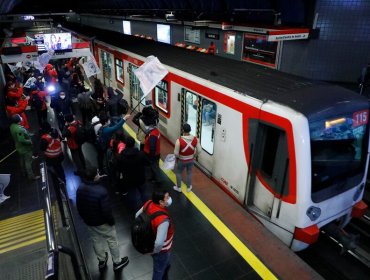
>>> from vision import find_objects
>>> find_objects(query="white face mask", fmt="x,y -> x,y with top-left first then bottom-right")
166,196 -> 172,207
60,95 -> 66,99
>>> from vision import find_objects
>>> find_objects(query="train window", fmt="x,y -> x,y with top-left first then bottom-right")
201,99 -> 217,154
154,80 -> 169,114
115,58 -> 124,84
184,91 -> 198,136
310,111 -> 369,202
129,64 -> 145,105
100,50 -> 112,87
258,124 -> 289,196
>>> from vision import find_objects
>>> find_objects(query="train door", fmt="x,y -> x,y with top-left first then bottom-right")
100,50 -> 112,87
181,89 -> 216,173
246,120 -> 289,219
128,63 -> 146,111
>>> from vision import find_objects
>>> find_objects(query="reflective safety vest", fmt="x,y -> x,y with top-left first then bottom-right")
144,200 -> 174,252
144,128 -> 161,156
42,134 -> 62,158
178,136 -> 198,161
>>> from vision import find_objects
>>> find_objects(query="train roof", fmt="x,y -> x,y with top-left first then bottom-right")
66,23 -> 368,119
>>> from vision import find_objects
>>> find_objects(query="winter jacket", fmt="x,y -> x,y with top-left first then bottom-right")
118,147 -> 149,187
10,123 -> 33,154
6,99 -> 30,129
51,96 -> 72,116
7,86 -> 23,100
76,182 -> 115,226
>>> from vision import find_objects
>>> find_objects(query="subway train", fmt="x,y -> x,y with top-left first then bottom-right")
70,25 -> 369,251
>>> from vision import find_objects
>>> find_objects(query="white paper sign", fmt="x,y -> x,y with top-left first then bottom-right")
133,56 -> 168,97
82,56 -> 101,78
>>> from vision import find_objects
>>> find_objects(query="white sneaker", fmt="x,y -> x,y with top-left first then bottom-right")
173,186 -> 182,193
187,185 -> 193,192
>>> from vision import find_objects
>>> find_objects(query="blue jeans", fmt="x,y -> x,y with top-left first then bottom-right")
152,251 -> 171,280
175,160 -> 194,188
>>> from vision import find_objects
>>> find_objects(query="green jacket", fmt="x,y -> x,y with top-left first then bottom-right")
10,123 -> 33,154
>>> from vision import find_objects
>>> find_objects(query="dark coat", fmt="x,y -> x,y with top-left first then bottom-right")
76,182 -> 114,226
118,147 -> 149,187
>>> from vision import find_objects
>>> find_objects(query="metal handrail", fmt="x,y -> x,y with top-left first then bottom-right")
40,162 -> 58,279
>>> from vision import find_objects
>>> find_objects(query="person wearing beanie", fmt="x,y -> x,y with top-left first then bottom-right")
9,114 -> 40,180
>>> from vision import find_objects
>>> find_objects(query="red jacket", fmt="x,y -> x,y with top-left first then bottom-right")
144,200 -> 174,252
31,90 -> 48,110
65,121 -> 79,150
7,86 -> 23,100
41,134 -> 63,158
144,128 -> 161,156
6,99 -> 30,129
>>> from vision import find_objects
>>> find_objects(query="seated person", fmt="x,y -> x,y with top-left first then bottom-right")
202,102 -> 216,125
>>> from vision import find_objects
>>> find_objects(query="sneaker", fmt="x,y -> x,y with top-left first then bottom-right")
122,191 -> 128,196
187,185 -> 193,192
98,252 -> 108,270
113,256 -> 129,271
173,186 -> 182,193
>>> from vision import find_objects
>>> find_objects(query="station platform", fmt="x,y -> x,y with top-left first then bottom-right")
0,109 -> 323,279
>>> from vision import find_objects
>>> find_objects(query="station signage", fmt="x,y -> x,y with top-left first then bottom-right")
205,32 -> 220,40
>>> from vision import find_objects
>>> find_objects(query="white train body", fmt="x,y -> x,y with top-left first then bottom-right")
79,32 -> 369,251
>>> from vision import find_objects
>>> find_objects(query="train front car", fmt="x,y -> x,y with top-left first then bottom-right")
291,85 -> 369,251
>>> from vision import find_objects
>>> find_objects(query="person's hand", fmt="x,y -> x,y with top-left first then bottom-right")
123,114 -> 131,120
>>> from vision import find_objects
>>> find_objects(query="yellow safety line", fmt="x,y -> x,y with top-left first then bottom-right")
123,123 -> 278,280
0,227 -> 45,244
0,209 -> 43,225
0,210 -> 46,254
0,214 -> 44,229
0,230 -> 45,250
0,149 -> 16,164
0,221 -> 45,240
0,218 -> 44,235
0,236 -> 46,254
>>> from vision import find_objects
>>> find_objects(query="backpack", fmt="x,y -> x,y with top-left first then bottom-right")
31,92 -> 43,110
131,201 -> 168,254
72,122 -> 87,145
84,121 -> 99,144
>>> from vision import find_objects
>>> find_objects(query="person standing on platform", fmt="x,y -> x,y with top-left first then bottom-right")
95,113 -> 130,175
173,123 -> 201,193
39,122 -> 66,182
9,114 -> 40,181
118,136 -> 149,212
135,189 -> 174,280
62,114 -> 86,176
50,91 -> 72,133
76,169 -> 129,272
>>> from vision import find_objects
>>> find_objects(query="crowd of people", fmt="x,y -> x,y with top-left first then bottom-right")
5,56 -> 202,279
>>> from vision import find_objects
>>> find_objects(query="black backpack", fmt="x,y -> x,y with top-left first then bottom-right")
84,121 -> 99,144
32,92 -> 43,110
131,201 -> 168,254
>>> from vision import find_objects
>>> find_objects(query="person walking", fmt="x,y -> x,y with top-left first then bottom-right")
9,114 -> 40,180
76,169 -> 129,272
135,189 -> 174,280
173,123 -> 201,193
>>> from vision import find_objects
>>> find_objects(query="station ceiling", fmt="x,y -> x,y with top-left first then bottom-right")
1,0 -> 315,26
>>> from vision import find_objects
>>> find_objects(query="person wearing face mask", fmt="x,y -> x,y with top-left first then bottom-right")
135,189 -> 174,280
51,91 -> 72,132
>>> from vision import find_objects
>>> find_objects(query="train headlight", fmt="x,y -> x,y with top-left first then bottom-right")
306,206 -> 321,221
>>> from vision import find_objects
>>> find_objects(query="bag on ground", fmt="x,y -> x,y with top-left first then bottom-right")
131,201 -> 167,254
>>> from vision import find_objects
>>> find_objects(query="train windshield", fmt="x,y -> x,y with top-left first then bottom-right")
310,109 -> 369,202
